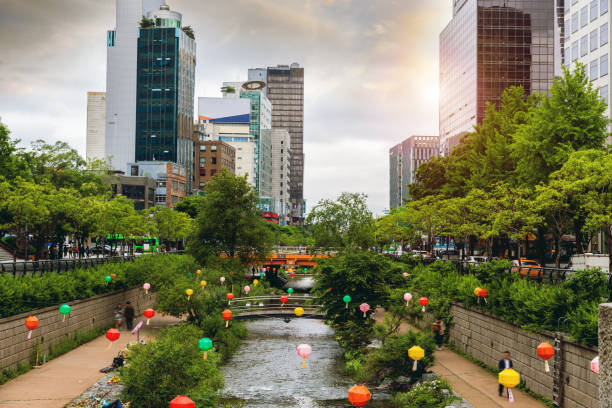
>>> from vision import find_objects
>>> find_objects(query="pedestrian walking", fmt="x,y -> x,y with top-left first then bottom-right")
114,303 -> 123,330
85,247 -> 90,258
498,351 -> 513,397
432,318 -> 445,350
63,246 -> 68,258
123,301 -> 135,331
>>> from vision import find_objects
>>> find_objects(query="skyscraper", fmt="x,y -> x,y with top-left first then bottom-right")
270,129 -> 291,225
439,0 -> 560,155
86,92 -> 106,161
249,63 -> 304,224
105,0 -> 164,170
134,3 -> 196,192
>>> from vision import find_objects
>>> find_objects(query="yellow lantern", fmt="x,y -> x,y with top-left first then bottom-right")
186,289 -> 194,301
294,307 -> 304,317
408,346 -> 425,371
253,279 -> 259,286
196,269 -> 202,275
499,368 -> 520,402
474,287 -> 482,296
200,280 -> 207,288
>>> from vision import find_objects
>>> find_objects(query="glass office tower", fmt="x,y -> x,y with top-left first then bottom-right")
439,0 -> 560,155
135,3 -> 196,192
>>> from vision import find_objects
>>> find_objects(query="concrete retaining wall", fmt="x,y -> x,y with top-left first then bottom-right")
450,303 -> 598,408
0,287 -> 155,371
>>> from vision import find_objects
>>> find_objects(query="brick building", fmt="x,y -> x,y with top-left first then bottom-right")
196,140 -> 235,188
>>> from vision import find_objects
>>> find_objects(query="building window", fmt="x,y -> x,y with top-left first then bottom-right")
172,180 -> 178,190
602,0 -> 608,15
157,180 -> 166,188
210,169 -> 217,177
601,23 -> 609,46
601,85 -> 609,104
565,47 -> 571,66
211,145 -> 217,151
601,54 -> 609,76
591,0 -> 599,20
200,145 -> 206,152
155,195 -> 166,203
171,195 -> 179,205
565,19 -> 571,42
572,40 -> 579,61
199,182 -> 205,188
211,157 -> 217,164
591,29 -> 599,51
199,157 -> 206,166
581,35 -> 589,56
572,12 -> 579,33
581,6 -> 589,27
591,59 -> 599,79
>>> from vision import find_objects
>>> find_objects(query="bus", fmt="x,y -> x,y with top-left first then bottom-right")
134,237 -> 159,253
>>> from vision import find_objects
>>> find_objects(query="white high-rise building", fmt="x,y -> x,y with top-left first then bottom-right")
86,92 -> 106,161
270,129 -> 291,225
104,0 -> 163,170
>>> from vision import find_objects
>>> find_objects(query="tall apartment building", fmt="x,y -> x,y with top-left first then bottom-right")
135,3 -> 196,192
439,0 -> 560,155
565,0 -> 610,120
249,64 -> 305,224
389,136 -> 440,209
270,129 -> 291,225
105,0 -> 163,170
86,92 -> 106,161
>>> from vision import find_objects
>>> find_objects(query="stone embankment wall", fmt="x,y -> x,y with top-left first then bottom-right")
450,303 -> 598,408
0,287 -> 155,371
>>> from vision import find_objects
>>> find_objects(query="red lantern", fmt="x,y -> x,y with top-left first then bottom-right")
348,384 -> 371,407
143,308 -> 155,325
227,293 -> 234,305
290,272 -> 295,278
110,273 -> 117,280
25,316 -> 39,339
280,295 -> 289,306
419,297 -> 429,312
222,309 -> 233,328
169,395 -> 195,408
273,267 -> 276,272
478,288 -> 488,304
537,342 -> 555,372
105,328 -> 120,349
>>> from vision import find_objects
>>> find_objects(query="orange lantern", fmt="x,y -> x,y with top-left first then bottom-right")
110,273 -> 117,280
25,316 -> 39,340
348,384 -> 371,407
169,395 -> 195,408
105,328 -> 120,349
478,288 -> 488,304
222,309 -> 233,328
537,342 -> 554,372
227,293 -> 234,305
143,308 -> 155,325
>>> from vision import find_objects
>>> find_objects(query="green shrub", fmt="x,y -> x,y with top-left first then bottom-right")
392,380 -> 460,408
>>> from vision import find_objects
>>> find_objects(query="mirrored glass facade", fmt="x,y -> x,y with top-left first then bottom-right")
440,0 -> 559,155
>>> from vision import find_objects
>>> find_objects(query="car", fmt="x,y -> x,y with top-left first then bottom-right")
463,256 -> 489,267
511,259 -> 542,278
91,245 -> 117,256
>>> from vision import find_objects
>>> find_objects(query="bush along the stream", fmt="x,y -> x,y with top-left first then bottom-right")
392,380 -> 460,408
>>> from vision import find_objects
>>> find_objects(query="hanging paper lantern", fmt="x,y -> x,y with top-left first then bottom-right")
244,285 -> 251,295
196,269 -> 201,275
474,287 -> 482,297
419,297 -> 428,312
201,280 -> 207,288
499,368 -> 520,403
280,295 -> 289,306
222,309 -> 233,327
198,337 -> 213,360
478,288 -> 488,304
266,267 -> 270,271
104,275 -> 112,285
25,316 -> 39,340
253,279 -> 259,286
59,303 -> 71,322
143,308 -> 155,325
403,293 -> 412,306
290,272 -> 295,278
169,395 -> 195,408
187,272 -> 193,278
294,307 -> 304,317
348,384 -> 371,407
110,273 -> 117,280
408,346 -> 425,371
402,272 -> 408,278
287,288 -> 294,295
359,303 -> 370,318
105,328 -> 120,349
303,267 -> 308,272
343,295 -> 351,309
227,293 -> 234,305
537,342 -> 554,372
260,272 -> 265,278
591,356 -> 600,374
143,282 -> 151,294
186,289 -> 194,301
297,343 -> 312,368
273,267 -> 276,272
220,276 -> 225,283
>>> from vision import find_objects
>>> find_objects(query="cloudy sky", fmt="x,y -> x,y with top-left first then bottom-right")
0,0 -> 451,213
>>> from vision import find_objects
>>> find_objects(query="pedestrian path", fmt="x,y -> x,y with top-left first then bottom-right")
0,314 -> 181,408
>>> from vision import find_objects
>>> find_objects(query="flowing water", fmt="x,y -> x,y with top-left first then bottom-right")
221,318 -> 390,408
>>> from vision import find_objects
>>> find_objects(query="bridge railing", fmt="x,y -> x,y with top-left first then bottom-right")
229,295 -> 322,314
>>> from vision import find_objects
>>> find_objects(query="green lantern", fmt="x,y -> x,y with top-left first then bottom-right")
59,304 -> 71,322
303,267 -> 308,272
198,337 -> 213,360
104,275 -> 112,284
260,272 -> 265,278
188,272 -> 193,278
343,295 -> 351,309
288,288 -> 294,295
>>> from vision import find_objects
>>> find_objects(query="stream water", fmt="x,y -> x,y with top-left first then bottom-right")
221,318 -> 390,408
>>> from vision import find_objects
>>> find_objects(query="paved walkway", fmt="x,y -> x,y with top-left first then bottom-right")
0,314 -> 181,408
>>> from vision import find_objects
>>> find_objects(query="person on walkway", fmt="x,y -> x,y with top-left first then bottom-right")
114,303 -> 123,330
432,318 -> 445,350
123,301 -> 135,331
498,351 -> 513,397
63,246 -> 68,258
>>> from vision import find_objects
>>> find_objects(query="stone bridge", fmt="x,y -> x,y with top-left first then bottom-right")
229,295 -> 324,320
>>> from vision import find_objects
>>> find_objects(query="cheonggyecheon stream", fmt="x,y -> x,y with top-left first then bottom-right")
221,318 -> 389,408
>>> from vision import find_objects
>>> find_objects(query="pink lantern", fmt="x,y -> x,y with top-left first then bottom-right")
143,282 -> 151,294
404,293 -> 413,306
402,272 -> 408,278
591,356 -> 600,374
297,343 -> 312,368
244,285 -> 251,295
220,276 -> 225,283
359,303 -> 370,318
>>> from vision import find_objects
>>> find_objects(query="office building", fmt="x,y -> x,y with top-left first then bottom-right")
196,140 -> 235,188
389,136 -> 440,208
135,3 -> 196,192
86,92 -> 106,161
105,173 -> 157,210
127,161 -> 187,208
439,0 -> 559,155
249,63 -> 305,223
565,0 -> 610,120
270,129 -> 291,225
105,0 -> 164,170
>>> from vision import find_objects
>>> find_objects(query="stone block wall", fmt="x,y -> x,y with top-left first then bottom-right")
0,287 -> 155,371
450,303 -> 598,408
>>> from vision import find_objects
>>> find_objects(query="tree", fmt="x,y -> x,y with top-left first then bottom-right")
513,64 -> 608,186
408,158 -> 447,200
0,120 -> 29,182
306,192 -> 374,249
150,206 -> 193,250
189,169 -> 271,264
182,25 -> 195,39
174,195 -> 204,218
